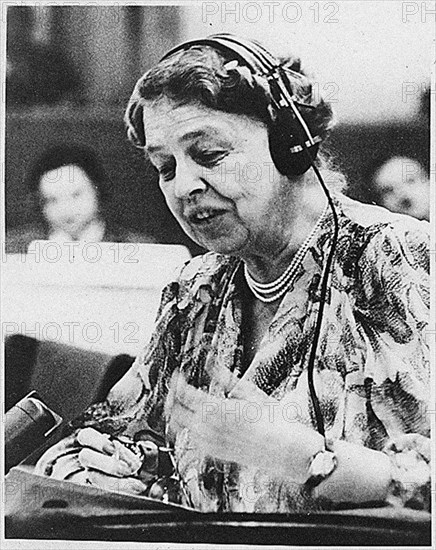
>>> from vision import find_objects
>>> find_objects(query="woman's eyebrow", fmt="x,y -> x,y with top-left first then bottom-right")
145,129 -> 234,155
181,128 -> 233,147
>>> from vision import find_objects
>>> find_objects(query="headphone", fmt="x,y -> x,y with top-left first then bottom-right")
161,33 -> 321,177
160,34 -> 340,439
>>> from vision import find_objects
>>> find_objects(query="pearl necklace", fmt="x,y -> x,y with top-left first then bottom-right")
244,207 -> 328,303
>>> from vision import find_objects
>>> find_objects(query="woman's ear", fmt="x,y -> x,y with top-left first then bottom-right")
125,101 -> 145,148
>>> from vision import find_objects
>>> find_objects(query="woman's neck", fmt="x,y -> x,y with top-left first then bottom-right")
50,218 -> 105,242
243,184 -> 327,283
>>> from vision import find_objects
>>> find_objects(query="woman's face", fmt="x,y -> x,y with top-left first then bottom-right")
142,99 -> 296,258
39,165 -> 100,237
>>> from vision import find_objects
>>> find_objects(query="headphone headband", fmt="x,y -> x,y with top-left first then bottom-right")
160,33 -> 279,76
159,33 -> 321,175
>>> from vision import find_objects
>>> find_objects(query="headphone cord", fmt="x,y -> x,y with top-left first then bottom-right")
273,66 -> 340,439
302,150 -> 340,438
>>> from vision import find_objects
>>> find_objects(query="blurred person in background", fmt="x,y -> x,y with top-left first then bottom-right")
373,156 -> 430,221
6,144 -> 156,252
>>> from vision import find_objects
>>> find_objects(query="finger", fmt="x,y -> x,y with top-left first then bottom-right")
67,468 -> 149,495
61,469 -> 91,486
112,439 -> 142,471
49,452 -> 83,480
77,429 -> 143,472
390,434 -> 416,452
384,433 -> 431,463
87,470 -> 149,495
34,433 -> 79,476
385,433 -> 420,453
76,427 -> 115,455
78,448 -> 136,477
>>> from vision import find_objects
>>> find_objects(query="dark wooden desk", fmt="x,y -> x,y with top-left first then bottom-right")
5,466 -> 431,546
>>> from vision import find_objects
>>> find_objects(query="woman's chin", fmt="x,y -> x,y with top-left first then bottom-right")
176,217 -> 248,255
187,232 -> 244,256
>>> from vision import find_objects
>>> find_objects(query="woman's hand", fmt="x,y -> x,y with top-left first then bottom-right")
35,427 -> 151,495
76,427 -> 142,477
71,428 -> 151,494
165,373 -> 405,507
384,433 -> 430,463
165,372 -> 324,483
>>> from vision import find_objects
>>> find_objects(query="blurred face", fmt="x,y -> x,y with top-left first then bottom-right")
143,99 -> 294,258
39,165 -> 100,237
375,158 -> 429,220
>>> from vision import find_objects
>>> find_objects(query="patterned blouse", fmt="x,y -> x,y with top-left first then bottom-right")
37,193 -> 431,513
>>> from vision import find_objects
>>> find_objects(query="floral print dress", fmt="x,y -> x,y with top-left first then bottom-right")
36,194 -> 431,513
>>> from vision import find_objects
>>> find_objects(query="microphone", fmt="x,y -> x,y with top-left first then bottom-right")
5,391 -> 63,473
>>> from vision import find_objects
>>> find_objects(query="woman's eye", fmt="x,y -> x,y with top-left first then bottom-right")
157,163 -> 176,182
195,151 -> 228,168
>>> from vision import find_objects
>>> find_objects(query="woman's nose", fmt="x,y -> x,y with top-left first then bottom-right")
173,161 -> 207,200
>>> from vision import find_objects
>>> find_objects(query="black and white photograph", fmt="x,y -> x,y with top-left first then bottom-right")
1,1 -> 434,547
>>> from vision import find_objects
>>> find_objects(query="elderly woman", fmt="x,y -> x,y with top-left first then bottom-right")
35,35 -> 430,513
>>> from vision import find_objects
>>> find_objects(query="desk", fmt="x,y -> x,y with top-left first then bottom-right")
4,466 -> 432,546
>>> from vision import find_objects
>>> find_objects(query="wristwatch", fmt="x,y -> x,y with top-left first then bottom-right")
304,440 -> 338,491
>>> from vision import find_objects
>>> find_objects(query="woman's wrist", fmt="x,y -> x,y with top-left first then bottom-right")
310,439 -> 392,505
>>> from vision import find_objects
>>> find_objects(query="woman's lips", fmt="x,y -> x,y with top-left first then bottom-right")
186,208 -> 228,226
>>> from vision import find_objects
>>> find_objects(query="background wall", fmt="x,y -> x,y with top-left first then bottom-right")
181,1 -> 433,123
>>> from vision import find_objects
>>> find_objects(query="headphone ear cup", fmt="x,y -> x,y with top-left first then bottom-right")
269,110 -> 319,176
